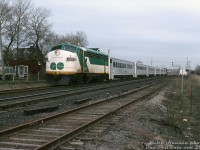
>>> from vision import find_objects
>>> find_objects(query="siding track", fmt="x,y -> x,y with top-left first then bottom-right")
0,78 -> 163,110
0,81 -> 168,150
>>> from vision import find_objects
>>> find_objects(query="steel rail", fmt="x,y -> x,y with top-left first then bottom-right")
0,83 -> 158,137
0,86 -> 50,95
0,77 -> 165,109
0,77 -> 165,100
0,82 -> 168,150
37,83 -> 168,150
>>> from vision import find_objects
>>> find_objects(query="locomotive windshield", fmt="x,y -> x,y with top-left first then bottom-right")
50,44 -> 76,53
51,45 -> 62,51
63,45 -> 76,53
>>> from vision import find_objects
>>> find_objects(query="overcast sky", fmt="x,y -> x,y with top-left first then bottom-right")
34,0 -> 200,69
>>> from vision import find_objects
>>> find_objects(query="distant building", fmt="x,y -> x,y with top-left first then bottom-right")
179,68 -> 188,76
8,46 -> 41,76
10,46 -> 36,60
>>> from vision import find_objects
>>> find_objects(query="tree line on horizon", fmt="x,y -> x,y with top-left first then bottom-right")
0,0 -> 89,67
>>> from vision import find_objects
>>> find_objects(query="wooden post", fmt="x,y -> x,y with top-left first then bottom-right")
189,85 -> 193,114
13,73 -> 14,82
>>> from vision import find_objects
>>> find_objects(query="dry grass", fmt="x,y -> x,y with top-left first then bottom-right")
0,81 -> 47,90
161,75 -> 200,140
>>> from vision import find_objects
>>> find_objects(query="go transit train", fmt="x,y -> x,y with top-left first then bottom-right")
45,43 -> 166,85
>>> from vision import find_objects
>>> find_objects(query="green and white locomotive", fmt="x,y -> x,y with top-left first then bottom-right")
46,43 -> 109,85
46,43 -> 167,85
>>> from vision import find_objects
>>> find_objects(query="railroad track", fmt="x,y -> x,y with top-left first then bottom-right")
0,81 -> 168,150
0,86 -> 51,95
0,77 -> 164,110
0,78 -> 140,95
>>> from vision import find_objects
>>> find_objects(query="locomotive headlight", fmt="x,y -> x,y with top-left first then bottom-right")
55,50 -> 60,56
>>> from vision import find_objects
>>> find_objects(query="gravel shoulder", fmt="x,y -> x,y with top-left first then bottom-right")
80,75 -> 200,150
80,91 -> 168,150
1,77 -> 199,150
80,88 -> 188,150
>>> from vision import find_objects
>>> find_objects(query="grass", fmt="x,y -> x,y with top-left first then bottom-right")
161,75 -> 200,140
0,79 -> 46,85
145,75 -> 200,142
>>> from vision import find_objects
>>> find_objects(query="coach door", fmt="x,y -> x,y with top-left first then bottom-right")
77,49 -> 84,73
80,50 -> 89,73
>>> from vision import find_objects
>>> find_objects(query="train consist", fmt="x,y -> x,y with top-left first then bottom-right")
46,43 -> 166,85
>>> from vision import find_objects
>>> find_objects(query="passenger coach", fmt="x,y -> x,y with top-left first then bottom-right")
109,57 -> 135,79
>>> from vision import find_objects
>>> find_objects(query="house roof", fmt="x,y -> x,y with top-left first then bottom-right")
12,46 -> 35,54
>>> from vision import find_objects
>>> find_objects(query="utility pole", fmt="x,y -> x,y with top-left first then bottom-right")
172,62 -> 183,93
186,57 -> 191,75
0,28 -> 5,81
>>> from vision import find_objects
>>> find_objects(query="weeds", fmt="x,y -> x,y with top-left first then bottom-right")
161,76 -> 200,140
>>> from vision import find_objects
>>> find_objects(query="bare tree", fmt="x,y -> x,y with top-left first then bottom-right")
195,65 -> 200,75
12,0 -> 32,49
3,6 -> 17,64
1,0 -> 89,77
1,0 -> 33,70
75,31 -> 89,47
43,31 -> 60,53
27,7 -> 52,66
59,31 -> 89,47
0,0 -> 11,80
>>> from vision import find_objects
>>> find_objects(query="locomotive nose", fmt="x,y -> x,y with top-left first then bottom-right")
55,72 -> 60,75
